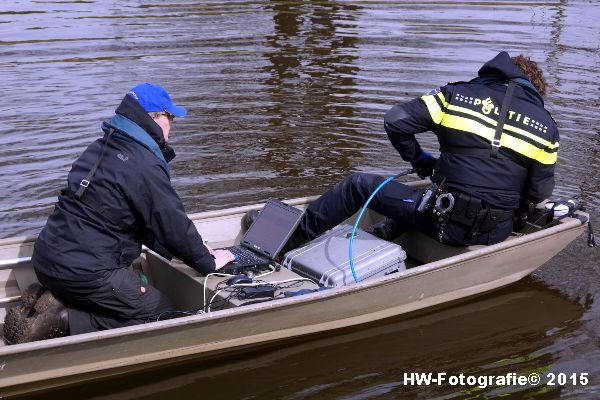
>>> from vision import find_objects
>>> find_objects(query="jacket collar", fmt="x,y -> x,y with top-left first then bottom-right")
113,94 -> 177,163
102,115 -> 171,176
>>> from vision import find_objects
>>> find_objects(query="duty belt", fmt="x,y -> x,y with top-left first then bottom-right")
443,191 -> 514,236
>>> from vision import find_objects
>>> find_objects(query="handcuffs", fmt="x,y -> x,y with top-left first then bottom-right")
416,178 -> 455,242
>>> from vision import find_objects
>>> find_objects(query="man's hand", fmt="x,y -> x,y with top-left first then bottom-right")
204,244 -> 235,270
411,151 -> 438,179
204,243 -> 216,257
212,250 -> 236,270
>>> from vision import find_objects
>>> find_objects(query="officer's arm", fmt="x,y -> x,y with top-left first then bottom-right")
137,165 -> 216,274
524,163 -> 555,204
384,87 -> 447,162
523,128 -> 559,204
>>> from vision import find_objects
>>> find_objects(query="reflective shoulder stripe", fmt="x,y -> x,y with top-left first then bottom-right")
504,123 -> 559,150
446,104 -> 496,130
440,113 -> 558,165
502,135 -> 558,164
420,92 -> 448,124
440,115 -> 495,147
448,104 -> 559,150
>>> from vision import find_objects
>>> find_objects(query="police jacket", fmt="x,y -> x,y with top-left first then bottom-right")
32,94 -> 216,280
384,51 -> 558,211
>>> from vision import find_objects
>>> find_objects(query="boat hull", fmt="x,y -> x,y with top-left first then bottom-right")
0,194 -> 588,397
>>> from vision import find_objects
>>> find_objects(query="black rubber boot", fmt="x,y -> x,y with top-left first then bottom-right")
3,283 -> 45,345
17,291 -> 69,343
241,209 -> 260,233
366,217 -> 405,241
281,227 -> 310,255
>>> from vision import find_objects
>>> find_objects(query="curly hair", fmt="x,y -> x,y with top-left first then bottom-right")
511,55 -> 547,97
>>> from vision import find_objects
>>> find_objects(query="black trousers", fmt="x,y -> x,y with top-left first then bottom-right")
298,172 -> 512,246
35,268 -> 174,335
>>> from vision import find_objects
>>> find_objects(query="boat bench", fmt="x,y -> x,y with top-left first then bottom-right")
396,230 -> 486,264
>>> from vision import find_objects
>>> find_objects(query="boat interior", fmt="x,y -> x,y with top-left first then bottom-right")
0,198 -> 557,347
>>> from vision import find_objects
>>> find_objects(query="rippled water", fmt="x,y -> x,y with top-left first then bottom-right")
2,0 -> 599,398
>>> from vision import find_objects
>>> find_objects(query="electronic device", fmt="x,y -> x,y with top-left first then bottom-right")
226,274 -> 253,286
238,285 -> 276,299
219,198 -> 304,275
417,182 -> 438,214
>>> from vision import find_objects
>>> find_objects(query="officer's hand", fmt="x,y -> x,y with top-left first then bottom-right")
213,250 -> 236,270
412,154 -> 438,179
514,214 -> 528,232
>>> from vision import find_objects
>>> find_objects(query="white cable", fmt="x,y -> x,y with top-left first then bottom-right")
253,265 -> 276,279
204,265 -> 276,310
268,277 -> 319,286
208,289 -> 227,313
203,272 -> 234,312
205,272 -> 318,312
230,277 -> 318,288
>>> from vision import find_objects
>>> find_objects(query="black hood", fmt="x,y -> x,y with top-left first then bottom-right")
478,51 -> 527,80
474,51 -> 544,106
114,94 -> 176,162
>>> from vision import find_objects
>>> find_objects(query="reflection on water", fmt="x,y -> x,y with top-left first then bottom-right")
17,280 -> 584,399
2,0 -> 599,398
259,1 -> 361,180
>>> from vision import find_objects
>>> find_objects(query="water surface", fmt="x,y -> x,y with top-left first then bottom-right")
2,0 -> 599,398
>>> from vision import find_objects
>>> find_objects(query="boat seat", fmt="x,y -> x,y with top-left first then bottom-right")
396,230 -> 486,264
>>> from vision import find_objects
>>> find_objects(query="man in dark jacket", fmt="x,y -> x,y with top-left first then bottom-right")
6,83 -> 234,343
293,51 -> 558,248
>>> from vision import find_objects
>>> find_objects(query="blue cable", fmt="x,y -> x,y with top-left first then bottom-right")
349,169 -> 416,283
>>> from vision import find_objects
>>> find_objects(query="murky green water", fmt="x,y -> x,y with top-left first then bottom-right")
2,0 -> 599,398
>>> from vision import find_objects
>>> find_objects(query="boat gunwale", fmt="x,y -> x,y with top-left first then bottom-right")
0,195 -> 324,248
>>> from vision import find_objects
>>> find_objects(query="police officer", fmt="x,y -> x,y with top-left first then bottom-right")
6,83 -> 235,344
292,51 -> 558,247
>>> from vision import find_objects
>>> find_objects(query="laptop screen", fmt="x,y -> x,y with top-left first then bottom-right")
241,199 -> 304,259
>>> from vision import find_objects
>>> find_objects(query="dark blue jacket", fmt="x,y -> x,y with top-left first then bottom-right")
384,51 -> 558,210
33,95 -> 215,280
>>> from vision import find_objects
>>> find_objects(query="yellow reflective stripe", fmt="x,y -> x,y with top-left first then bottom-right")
440,114 -> 557,165
447,104 -> 558,150
447,104 -> 497,127
504,123 -> 559,150
502,134 -> 558,164
442,114 -> 494,141
421,94 -> 444,124
437,92 -> 448,107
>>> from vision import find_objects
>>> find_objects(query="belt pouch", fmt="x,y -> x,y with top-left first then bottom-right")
468,209 -> 489,236
450,194 -> 479,226
479,211 -> 499,232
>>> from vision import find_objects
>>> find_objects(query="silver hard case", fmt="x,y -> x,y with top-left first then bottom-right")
282,225 -> 407,287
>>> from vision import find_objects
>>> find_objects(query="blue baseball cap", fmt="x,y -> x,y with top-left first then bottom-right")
127,83 -> 187,117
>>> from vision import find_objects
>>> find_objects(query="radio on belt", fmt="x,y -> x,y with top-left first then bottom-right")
282,225 -> 407,287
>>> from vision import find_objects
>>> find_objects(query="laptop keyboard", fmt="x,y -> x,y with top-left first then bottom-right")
225,246 -> 265,264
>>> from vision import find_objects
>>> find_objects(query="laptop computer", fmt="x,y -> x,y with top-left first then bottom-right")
219,198 -> 304,275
